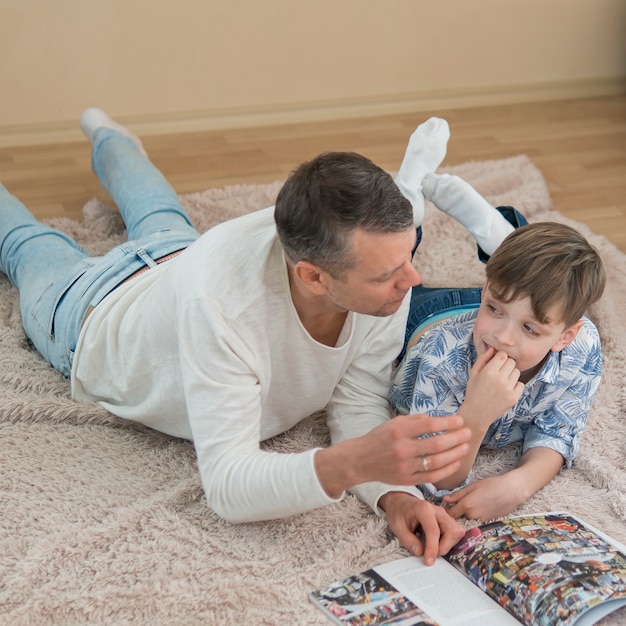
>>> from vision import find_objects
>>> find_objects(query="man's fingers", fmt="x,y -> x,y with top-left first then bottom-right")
402,416 -> 471,452
390,521 -> 425,558
405,414 -> 466,438
410,430 -> 471,463
418,512 -> 441,566
404,534 -> 425,558
435,511 -> 466,555
407,506 -> 465,563
414,458 -> 462,484
410,441 -> 471,483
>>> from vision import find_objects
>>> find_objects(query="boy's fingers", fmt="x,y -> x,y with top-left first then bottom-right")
473,346 -> 495,370
442,490 -> 463,504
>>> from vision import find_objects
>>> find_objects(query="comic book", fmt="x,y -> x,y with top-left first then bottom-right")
309,512 -> 626,626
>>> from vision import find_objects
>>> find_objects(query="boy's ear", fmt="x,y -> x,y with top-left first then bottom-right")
551,320 -> 584,353
293,261 -> 329,295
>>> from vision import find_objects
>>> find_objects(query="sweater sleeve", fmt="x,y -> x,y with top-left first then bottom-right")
178,298 -> 342,523
324,295 -> 425,513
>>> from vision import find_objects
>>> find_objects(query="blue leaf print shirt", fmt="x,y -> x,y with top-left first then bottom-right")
390,309 -> 602,466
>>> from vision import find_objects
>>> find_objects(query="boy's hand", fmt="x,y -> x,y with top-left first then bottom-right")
379,491 -> 465,565
461,347 -> 524,431
442,473 -> 526,522
441,447 -> 564,522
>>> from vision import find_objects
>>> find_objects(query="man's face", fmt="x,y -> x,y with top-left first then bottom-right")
472,285 -> 577,379
321,227 -> 421,317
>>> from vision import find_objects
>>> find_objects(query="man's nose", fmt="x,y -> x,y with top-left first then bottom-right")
400,262 -> 421,289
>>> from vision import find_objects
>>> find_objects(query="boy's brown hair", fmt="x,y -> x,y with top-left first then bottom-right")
485,222 -> 606,328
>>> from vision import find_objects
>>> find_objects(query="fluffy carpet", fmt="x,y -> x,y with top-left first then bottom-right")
2,156 -> 626,625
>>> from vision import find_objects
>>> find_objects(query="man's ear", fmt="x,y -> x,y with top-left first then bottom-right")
551,319 -> 584,353
293,261 -> 329,295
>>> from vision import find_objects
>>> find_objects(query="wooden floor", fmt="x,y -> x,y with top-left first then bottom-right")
1,94 -> 625,252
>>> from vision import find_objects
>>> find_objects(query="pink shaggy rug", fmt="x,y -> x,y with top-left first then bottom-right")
1,155 -> 626,625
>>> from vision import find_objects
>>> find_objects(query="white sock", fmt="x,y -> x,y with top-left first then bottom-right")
79,108 -> 147,157
422,172 -> 514,256
395,117 -> 450,226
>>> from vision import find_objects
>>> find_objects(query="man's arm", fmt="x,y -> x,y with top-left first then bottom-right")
443,447 -> 564,521
320,300 -> 471,510
318,297 -> 472,560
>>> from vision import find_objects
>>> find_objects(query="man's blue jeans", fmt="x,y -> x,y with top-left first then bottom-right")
0,128 -> 200,377
402,205 -> 528,359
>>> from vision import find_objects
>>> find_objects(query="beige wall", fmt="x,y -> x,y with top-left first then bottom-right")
1,0 -> 625,145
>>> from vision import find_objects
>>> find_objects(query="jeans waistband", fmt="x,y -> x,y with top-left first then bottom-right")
81,247 -> 186,328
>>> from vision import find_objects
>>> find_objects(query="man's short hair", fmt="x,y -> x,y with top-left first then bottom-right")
485,222 -> 606,327
274,152 -> 413,278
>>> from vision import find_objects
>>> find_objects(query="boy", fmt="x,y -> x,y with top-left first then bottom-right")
391,173 -> 606,523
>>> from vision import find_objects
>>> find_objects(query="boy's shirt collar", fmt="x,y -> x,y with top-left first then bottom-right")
527,350 -> 560,385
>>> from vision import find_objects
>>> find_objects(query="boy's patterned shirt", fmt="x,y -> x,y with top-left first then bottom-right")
390,309 -> 602,464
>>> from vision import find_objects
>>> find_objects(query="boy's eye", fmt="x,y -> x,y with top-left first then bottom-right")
523,324 -> 539,336
487,304 -> 500,314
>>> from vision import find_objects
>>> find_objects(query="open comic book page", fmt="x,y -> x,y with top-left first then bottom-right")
446,512 -> 626,626
308,567 -> 440,626
375,557 -> 519,626
309,556 -> 520,626
309,512 -> 626,626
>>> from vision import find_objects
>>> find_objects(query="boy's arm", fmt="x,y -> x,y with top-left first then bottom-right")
442,325 -> 601,521
442,447 -> 564,521
433,347 -> 524,490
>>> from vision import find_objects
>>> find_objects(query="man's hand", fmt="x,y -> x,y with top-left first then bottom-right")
315,414 -> 471,498
379,491 -> 465,565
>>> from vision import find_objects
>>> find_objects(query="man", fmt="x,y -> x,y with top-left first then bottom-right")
0,110 -> 470,565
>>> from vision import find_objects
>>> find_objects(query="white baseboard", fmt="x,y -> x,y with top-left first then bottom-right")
1,77 -> 625,148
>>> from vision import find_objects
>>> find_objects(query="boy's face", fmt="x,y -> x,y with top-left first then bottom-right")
473,284 -> 582,380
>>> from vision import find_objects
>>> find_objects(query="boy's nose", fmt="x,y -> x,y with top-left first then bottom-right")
493,323 -> 515,346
